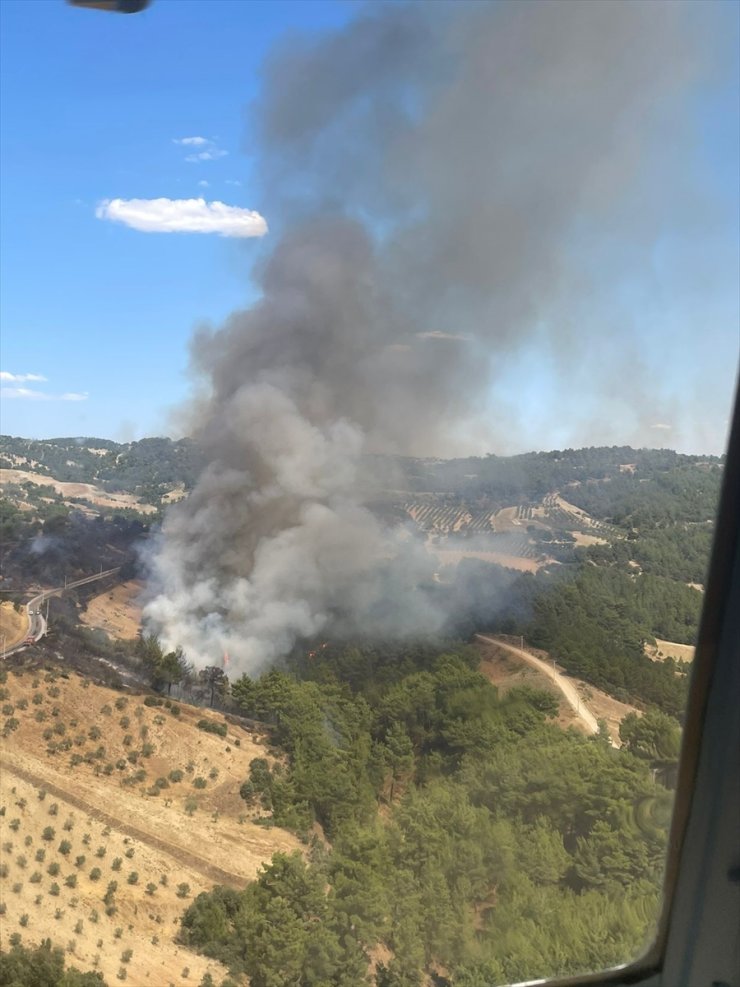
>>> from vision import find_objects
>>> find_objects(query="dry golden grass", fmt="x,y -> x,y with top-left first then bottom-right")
0,602 -> 28,651
79,582 -> 143,641
0,665 -> 301,984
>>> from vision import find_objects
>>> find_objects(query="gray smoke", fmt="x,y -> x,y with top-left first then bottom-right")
143,0 -> 730,674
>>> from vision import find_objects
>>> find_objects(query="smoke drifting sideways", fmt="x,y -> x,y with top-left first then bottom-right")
143,0 -> 733,676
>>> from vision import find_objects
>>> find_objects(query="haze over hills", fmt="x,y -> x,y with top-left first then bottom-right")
0,432 -> 722,985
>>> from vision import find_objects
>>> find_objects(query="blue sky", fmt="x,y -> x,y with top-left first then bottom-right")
1,0 -> 738,454
0,0 -> 353,441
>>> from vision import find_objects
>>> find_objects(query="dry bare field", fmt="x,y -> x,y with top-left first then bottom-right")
80,581 -> 144,640
0,468 -> 156,515
0,603 -> 28,651
431,547 -> 541,572
0,665 -> 301,984
646,638 -> 696,664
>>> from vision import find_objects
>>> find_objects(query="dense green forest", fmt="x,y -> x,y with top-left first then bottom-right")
179,642 -> 676,986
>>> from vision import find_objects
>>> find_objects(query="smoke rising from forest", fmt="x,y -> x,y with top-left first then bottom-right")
143,0 -> 730,673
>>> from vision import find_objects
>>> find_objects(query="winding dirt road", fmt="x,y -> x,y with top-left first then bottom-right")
475,634 -> 600,735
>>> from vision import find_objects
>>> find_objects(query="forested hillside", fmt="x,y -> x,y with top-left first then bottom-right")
179,642 -> 675,986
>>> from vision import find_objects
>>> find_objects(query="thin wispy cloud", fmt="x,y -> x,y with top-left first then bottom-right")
650,423 -> 673,431
0,371 -> 47,383
173,135 -> 228,163
186,147 -> 227,163
197,180 -> 210,188
225,179 -> 242,187
95,197 -> 268,238
1,386 -> 88,402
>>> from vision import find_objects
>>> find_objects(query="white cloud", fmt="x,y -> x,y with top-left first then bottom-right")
95,197 -> 268,238
186,148 -> 227,163
225,179 -> 242,187
0,371 -> 47,383
173,136 -> 209,146
197,180 -> 210,188
415,330 -> 472,341
1,386 -> 87,402
650,423 -> 673,430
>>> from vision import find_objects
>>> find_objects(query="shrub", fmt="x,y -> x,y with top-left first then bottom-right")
16,698 -> 28,711
89,726 -> 102,740
192,777 -> 207,790
184,798 -> 198,816
122,734 -> 133,747
176,882 -> 190,899
117,968 -> 127,981
124,847 -> 134,859
142,742 -> 155,758
9,818 -> 20,832
100,705 -> 112,716
70,753 -> 83,767
145,882 -> 157,896
50,882 -> 60,896
19,913 -> 29,927
112,856 -> 122,871
16,854 -> 27,868
89,867 -> 102,881
30,871 -> 42,883
34,710 -> 46,723
65,874 -> 77,888
63,816 -> 74,831
90,909 -> 99,923
208,767 -> 219,781
121,948 -> 133,963
95,846 -> 106,858
58,839 -> 72,856
144,696 -> 163,707
32,693 -> 43,706
127,871 -> 138,885
115,697 -> 128,711
35,848 -> 45,862
114,927 -> 123,939
47,862 -> 60,876
154,777 -> 169,790
12,882 -> 23,894
197,719 -> 227,738
48,803 -> 58,816
75,919 -> 84,935
9,933 -> 21,947
168,769 -> 184,783
75,854 -> 86,868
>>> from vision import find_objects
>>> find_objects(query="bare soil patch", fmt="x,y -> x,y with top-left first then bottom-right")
570,531 -> 607,548
80,581 -> 143,640
646,638 -> 696,664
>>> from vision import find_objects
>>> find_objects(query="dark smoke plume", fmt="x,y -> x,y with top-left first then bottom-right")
144,0 -> 731,673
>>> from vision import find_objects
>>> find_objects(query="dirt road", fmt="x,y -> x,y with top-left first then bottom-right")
475,634 -> 600,735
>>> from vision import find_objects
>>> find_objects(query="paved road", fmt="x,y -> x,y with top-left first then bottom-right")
476,633 -> 600,736
3,567 -> 121,658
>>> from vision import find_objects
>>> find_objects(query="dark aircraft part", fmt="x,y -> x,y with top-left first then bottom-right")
68,0 -> 149,13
